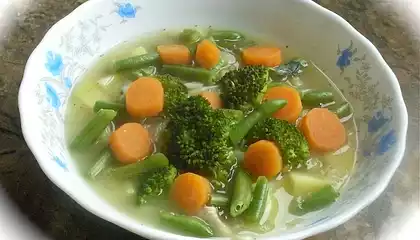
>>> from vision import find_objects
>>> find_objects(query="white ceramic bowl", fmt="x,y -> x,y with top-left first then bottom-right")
18,0 -> 408,239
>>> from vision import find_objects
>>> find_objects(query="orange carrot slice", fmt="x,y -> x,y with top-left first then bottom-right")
242,47 -> 282,67
199,91 -> 223,109
264,86 -> 302,123
244,140 -> 282,179
195,40 -> 220,69
157,44 -> 191,65
300,108 -> 347,152
109,122 -> 151,164
125,77 -> 164,118
170,173 -> 211,215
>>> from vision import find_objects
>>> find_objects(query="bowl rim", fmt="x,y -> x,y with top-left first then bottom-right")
18,0 -> 409,239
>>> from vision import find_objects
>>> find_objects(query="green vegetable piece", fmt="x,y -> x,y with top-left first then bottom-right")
159,211 -> 214,237
107,153 -> 169,179
220,65 -> 271,111
179,29 -> 203,45
230,99 -> 287,145
334,102 -> 352,119
93,101 -> 124,113
137,165 -> 177,205
289,185 -> 339,216
229,169 -> 253,217
219,109 -> 244,122
283,172 -> 330,197
246,118 -> 310,169
301,90 -> 334,106
210,30 -> 244,42
114,52 -> 159,71
88,149 -> 114,179
210,193 -> 229,207
162,65 -> 215,84
70,109 -> 117,150
271,58 -> 309,81
244,176 -> 270,223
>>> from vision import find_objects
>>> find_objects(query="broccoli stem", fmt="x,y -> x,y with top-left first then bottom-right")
114,53 -> 159,71
229,99 -> 287,145
93,100 -> 124,113
106,153 -> 169,179
159,211 -> 214,237
70,109 -> 117,150
162,65 -> 215,84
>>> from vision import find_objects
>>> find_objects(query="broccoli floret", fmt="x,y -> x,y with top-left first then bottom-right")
156,74 -> 188,114
137,165 -> 178,205
219,66 -> 270,111
166,96 -> 237,188
246,118 -> 310,169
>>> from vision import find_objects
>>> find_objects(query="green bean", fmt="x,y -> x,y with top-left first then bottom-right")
114,52 -> 159,71
70,109 -> 117,150
179,29 -> 203,45
93,101 -> 124,113
301,90 -> 334,106
159,211 -> 214,237
210,193 -> 229,207
334,102 -> 352,119
88,149 -> 114,179
162,65 -> 215,84
229,99 -> 287,145
106,153 -> 169,179
210,30 -> 245,42
244,176 -> 270,223
229,169 -> 253,217
289,185 -> 339,216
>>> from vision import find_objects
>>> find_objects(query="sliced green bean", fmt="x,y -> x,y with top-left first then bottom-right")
229,169 -> 253,217
289,185 -> 339,216
210,30 -> 245,42
159,211 -> 214,237
210,193 -> 229,207
106,153 -> 169,179
244,176 -> 270,223
88,149 -> 114,179
114,53 -> 159,71
162,65 -> 215,84
334,102 -> 352,119
93,101 -> 124,113
179,29 -> 203,45
70,109 -> 117,150
301,90 -> 334,106
230,99 -> 287,145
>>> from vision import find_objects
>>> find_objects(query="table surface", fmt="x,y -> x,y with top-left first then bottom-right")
0,0 -> 419,239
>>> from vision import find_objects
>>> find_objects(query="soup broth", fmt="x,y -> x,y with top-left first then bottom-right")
65,28 -> 357,238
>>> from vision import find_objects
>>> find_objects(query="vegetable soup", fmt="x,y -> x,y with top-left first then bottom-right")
65,28 -> 357,238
